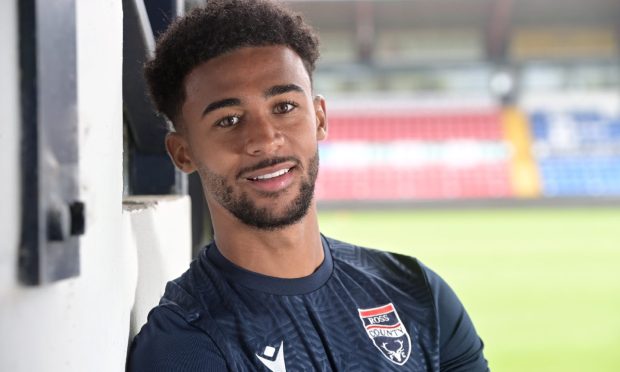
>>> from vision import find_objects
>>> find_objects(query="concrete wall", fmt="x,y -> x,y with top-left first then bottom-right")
0,1 -> 192,370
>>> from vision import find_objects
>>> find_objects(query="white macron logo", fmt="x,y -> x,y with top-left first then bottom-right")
256,340 -> 287,372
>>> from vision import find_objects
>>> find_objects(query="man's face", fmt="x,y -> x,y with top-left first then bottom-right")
169,46 -> 327,230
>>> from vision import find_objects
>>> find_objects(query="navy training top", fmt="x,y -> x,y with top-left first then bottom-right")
128,236 -> 488,371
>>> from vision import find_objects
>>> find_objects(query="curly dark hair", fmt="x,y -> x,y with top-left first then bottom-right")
144,0 -> 320,127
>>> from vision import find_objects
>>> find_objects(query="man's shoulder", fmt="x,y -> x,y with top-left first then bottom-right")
128,247 -> 229,371
157,246 -> 218,316
325,235 -> 411,259
128,302 -> 227,371
324,235 -> 427,279
324,236 -> 488,371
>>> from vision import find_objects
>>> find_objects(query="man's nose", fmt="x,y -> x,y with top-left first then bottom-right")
243,114 -> 284,156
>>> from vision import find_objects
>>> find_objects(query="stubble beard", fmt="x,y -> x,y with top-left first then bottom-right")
199,151 -> 319,231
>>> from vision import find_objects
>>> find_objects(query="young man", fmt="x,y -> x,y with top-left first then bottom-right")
128,1 -> 488,371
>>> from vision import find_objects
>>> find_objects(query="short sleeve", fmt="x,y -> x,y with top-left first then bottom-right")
422,265 -> 489,371
127,306 -> 227,372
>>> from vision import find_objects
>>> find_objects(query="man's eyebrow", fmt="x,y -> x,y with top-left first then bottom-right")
264,84 -> 304,98
202,98 -> 241,117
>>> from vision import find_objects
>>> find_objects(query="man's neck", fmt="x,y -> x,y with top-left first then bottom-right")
209,206 -> 324,279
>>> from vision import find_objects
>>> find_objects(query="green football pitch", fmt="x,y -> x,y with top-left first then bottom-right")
318,207 -> 620,372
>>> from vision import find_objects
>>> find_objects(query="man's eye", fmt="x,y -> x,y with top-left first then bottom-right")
215,116 -> 240,128
273,101 -> 297,114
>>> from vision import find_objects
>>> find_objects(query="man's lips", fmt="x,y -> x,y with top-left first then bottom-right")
248,167 -> 291,181
238,157 -> 300,180
242,161 -> 297,181
239,158 -> 299,193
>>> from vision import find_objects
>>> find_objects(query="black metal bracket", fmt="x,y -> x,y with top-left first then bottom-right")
19,0 -> 84,285
123,0 -> 186,195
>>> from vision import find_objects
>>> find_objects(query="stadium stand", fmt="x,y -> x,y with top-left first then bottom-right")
315,109 -> 513,200
315,106 -> 620,201
529,110 -> 620,196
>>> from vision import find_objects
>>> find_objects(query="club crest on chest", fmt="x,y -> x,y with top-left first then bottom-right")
358,303 -> 412,366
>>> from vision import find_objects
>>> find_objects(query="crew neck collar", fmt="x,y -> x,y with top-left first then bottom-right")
205,235 -> 333,296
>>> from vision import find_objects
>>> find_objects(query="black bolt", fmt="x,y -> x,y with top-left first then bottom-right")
70,201 -> 85,236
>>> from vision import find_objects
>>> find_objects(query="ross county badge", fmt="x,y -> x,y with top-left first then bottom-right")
358,303 -> 412,366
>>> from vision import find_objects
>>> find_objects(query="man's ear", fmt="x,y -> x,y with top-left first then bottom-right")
165,132 -> 197,173
313,95 -> 328,141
